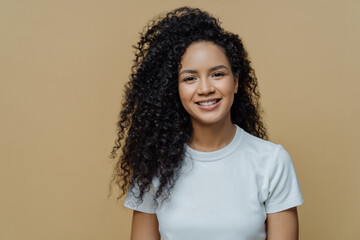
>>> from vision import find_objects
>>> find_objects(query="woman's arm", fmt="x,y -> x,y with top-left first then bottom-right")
130,210 -> 161,240
266,207 -> 299,240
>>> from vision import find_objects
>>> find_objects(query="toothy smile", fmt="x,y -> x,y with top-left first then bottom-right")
196,99 -> 221,106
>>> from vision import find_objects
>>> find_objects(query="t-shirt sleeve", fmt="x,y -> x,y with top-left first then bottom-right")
123,180 -> 158,214
264,145 -> 304,214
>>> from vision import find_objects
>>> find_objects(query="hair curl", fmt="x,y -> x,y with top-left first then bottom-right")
109,6 -> 267,205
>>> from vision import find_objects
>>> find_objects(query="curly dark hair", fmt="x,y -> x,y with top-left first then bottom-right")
109,6 -> 267,205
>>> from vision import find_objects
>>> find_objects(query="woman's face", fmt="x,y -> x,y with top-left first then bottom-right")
178,41 -> 238,126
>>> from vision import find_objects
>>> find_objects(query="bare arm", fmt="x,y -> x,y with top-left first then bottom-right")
267,207 -> 299,240
130,210 -> 161,240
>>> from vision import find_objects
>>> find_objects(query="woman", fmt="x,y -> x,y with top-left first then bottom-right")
110,7 -> 304,240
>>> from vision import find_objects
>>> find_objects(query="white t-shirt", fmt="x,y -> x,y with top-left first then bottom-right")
124,124 -> 304,240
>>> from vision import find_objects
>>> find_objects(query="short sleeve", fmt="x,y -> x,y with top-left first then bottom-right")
264,145 -> 304,214
123,180 -> 158,214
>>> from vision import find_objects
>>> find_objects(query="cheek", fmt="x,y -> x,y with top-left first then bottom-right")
178,85 -> 192,108
217,80 -> 237,95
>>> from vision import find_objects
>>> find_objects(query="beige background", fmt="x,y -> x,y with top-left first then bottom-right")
1,0 -> 359,239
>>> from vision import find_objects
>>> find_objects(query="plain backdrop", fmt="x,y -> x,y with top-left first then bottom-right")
1,0 -> 359,239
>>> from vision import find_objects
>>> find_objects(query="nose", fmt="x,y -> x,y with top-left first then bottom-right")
197,77 -> 215,95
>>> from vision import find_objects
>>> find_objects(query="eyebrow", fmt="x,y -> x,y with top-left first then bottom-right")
179,65 -> 229,76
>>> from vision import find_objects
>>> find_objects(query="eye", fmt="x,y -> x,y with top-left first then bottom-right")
212,72 -> 225,78
183,76 -> 196,82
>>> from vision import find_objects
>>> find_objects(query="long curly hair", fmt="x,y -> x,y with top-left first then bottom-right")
109,6 -> 267,205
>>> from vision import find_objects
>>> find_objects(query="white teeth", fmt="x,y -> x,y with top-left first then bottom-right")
198,100 -> 217,106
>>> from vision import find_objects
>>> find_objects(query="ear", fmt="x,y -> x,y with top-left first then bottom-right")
234,75 -> 239,94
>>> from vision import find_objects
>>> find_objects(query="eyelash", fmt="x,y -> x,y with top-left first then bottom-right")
183,72 -> 225,82
183,76 -> 195,82
213,72 -> 224,77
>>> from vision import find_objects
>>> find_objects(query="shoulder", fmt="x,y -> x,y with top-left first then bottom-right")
239,128 -> 284,156
235,127 -> 293,174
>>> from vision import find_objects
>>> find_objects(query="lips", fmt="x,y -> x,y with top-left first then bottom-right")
195,98 -> 221,106
195,98 -> 222,110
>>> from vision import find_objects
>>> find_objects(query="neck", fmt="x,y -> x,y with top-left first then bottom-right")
188,117 -> 236,152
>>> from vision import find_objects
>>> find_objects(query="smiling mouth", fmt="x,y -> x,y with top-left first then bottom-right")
195,99 -> 221,106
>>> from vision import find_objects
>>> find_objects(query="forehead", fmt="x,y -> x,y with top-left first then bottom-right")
179,41 -> 230,70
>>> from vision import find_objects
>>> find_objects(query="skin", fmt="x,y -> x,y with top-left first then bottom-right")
130,211 -> 160,240
267,207 -> 299,240
178,41 -> 238,151
130,41 -> 299,239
